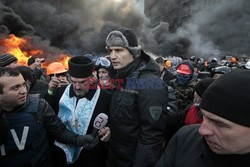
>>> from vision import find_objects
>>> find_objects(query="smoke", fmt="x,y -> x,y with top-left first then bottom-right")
1,0 -> 249,59
1,0 -> 148,56
0,1 -> 35,36
192,0 -> 250,58
0,1 -> 72,63
144,0 -> 250,59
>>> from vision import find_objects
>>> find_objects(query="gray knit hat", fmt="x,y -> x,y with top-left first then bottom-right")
0,53 -> 18,67
106,27 -> 141,58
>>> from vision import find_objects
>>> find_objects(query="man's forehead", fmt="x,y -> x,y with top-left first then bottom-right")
201,109 -> 234,125
109,46 -> 126,50
70,76 -> 89,81
0,74 -> 24,85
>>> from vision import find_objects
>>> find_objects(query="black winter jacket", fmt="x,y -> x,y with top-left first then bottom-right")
156,125 -> 250,167
108,51 -> 169,167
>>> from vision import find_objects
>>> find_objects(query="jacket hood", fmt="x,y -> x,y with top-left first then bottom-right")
116,49 -> 160,79
137,50 -> 160,76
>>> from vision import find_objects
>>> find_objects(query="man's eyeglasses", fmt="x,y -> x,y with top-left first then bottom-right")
95,57 -> 111,67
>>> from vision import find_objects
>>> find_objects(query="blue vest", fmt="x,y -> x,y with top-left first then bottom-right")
0,96 -> 48,166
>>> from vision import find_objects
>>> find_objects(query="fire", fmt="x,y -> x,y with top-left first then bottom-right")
0,34 -> 70,69
1,34 -> 30,65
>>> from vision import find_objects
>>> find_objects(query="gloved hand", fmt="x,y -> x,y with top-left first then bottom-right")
83,135 -> 99,150
76,134 -> 94,147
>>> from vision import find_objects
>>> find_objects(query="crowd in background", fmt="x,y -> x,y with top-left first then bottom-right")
0,27 -> 250,167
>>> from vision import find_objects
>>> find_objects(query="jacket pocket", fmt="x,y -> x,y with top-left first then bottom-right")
118,90 -> 137,121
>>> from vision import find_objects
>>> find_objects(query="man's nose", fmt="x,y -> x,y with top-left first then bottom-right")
75,83 -> 81,89
20,85 -> 27,94
199,119 -> 214,136
110,52 -> 117,60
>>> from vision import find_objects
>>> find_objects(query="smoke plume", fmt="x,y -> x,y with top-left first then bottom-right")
144,0 -> 250,59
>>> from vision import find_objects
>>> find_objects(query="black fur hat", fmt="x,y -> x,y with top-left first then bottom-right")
68,56 -> 94,78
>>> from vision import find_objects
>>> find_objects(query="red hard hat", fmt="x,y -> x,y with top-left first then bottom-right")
176,64 -> 192,75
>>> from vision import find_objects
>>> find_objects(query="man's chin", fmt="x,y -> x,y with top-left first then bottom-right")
75,91 -> 88,97
208,144 -> 224,154
209,147 -> 225,154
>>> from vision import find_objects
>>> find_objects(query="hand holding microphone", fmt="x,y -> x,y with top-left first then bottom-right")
99,127 -> 111,142
83,113 -> 108,150
91,113 -> 108,137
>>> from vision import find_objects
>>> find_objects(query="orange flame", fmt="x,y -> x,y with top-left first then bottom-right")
1,34 -> 30,65
0,34 -> 70,70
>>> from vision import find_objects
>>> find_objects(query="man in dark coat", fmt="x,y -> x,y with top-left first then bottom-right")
0,68 -> 95,166
16,66 -> 48,98
155,57 -> 175,85
45,56 -> 111,166
106,27 -> 169,167
156,69 -> 250,167
169,61 -> 197,118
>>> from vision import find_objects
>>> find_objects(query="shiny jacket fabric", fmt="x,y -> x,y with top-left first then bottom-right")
108,51 -> 169,167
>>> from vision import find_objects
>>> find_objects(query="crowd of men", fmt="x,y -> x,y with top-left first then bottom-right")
0,27 -> 250,167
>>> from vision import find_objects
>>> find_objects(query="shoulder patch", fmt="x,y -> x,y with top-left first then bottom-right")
149,106 -> 162,121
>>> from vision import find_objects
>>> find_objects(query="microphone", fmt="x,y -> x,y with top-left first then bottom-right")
91,113 -> 108,137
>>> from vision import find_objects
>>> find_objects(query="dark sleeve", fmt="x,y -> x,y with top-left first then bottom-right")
38,99 -> 80,145
85,89 -> 111,135
155,125 -> 202,167
155,132 -> 177,167
101,90 -> 111,126
44,85 -> 67,115
134,77 -> 168,166
166,85 -> 180,126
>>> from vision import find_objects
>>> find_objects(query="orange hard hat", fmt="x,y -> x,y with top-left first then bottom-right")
231,57 -> 237,63
165,60 -> 171,68
176,64 -> 192,75
47,62 -> 67,76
